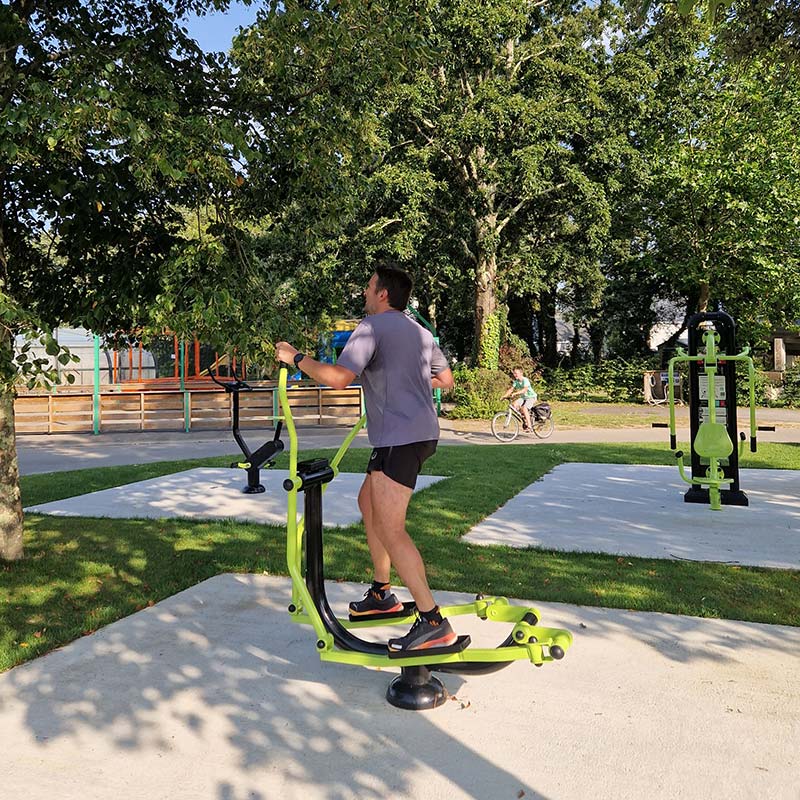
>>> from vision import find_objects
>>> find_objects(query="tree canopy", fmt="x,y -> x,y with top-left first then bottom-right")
3,0 -> 799,562
0,0 -> 245,559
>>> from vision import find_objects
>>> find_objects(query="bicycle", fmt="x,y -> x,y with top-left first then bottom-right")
491,401 -> 554,442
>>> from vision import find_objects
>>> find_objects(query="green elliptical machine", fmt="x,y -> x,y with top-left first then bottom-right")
275,364 -> 572,710
667,311 -> 758,511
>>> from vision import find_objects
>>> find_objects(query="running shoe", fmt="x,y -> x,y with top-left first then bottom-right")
348,588 -> 404,617
387,614 -> 457,652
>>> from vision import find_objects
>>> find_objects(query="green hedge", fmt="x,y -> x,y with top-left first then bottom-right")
541,357 -> 657,403
449,367 -> 510,418
774,362 -> 800,407
448,358 -> 655,418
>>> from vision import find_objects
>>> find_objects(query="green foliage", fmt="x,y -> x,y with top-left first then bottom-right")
777,362 -> 800,408
478,312 -> 502,370
2,0 -> 246,366
642,39 -> 800,339
448,367 -> 509,419
735,368 -> 776,408
498,334 -> 538,379
634,0 -> 800,64
0,290 -> 78,391
542,357 -> 658,403
229,0 -> 648,363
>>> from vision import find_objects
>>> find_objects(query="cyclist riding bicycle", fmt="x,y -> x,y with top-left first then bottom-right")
501,367 -> 538,432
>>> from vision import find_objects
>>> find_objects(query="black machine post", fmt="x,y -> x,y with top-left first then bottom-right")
294,457 -> 467,711
685,311 -> 748,507
211,369 -> 284,494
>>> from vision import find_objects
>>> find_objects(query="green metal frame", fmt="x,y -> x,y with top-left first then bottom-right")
276,366 -> 573,668
92,334 -> 101,435
668,329 -> 757,510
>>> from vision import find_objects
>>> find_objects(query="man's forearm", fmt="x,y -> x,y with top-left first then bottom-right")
297,356 -> 354,390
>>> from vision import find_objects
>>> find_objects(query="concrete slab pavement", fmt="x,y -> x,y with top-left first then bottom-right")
1,575 -> 798,800
23,468 -> 446,526
464,464 -> 800,569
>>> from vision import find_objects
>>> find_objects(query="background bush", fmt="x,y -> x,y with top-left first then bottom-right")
498,334 -> 539,378
735,368 -> 776,408
447,354 -> 800,418
541,357 -> 657,403
775,362 -> 800,407
448,367 -> 510,418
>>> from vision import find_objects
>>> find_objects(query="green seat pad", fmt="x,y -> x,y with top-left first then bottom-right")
694,421 -> 733,459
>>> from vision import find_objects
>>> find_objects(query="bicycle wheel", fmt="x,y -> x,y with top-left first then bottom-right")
532,416 -> 555,439
491,411 -> 520,442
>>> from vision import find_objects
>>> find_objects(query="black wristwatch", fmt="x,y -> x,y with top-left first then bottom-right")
293,352 -> 306,368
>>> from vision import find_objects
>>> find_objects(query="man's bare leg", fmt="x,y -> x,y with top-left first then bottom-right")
368,470 -> 436,612
357,474 -> 391,583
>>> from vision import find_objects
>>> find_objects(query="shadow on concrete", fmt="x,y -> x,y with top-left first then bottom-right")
2,576 -> 552,800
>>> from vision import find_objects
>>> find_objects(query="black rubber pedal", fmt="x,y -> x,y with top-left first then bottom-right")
348,601 -> 416,623
387,634 -> 471,660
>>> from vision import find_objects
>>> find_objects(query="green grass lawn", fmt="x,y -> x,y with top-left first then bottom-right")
3,441 -> 799,672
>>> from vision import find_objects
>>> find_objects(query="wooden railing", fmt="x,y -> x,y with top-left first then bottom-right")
13,382 -> 364,435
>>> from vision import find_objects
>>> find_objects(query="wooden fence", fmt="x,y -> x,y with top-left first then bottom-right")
13,382 -> 364,435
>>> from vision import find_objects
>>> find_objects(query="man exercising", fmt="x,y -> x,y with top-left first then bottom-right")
275,264 -> 457,652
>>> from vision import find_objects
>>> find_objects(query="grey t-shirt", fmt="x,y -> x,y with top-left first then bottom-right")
336,310 -> 449,447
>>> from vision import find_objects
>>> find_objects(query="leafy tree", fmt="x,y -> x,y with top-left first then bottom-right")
632,0 -> 800,62
641,44 -> 800,345
0,0 -> 243,560
230,1 -> 654,367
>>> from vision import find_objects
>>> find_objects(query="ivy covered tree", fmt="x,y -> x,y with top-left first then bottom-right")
0,0 -> 245,561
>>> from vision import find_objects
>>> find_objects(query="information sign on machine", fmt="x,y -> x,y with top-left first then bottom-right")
697,373 -> 727,424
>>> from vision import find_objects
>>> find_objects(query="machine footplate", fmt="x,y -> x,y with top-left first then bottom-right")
387,634 -> 471,660
348,601 -> 416,622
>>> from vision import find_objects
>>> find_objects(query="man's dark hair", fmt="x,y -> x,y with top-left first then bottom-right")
374,263 -> 413,310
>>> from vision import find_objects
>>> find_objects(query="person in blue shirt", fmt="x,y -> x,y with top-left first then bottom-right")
501,367 -> 538,432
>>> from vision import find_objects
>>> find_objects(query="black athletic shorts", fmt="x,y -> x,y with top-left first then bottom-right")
366,440 -> 438,489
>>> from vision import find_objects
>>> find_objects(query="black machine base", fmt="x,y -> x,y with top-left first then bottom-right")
387,634 -> 471,660
243,484 -> 266,494
386,667 -> 447,711
684,487 -> 749,507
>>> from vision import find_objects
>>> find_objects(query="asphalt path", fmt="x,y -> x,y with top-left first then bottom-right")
15,416 -> 800,475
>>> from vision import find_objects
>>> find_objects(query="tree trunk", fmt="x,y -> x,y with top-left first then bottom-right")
588,323 -> 604,364
539,289 -> 558,367
507,293 -> 534,354
698,280 -> 710,313
570,322 -> 581,365
0,363 -> 24,562
474,247 -> 498,367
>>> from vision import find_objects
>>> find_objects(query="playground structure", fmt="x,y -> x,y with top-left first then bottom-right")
667,311 -> 758,511
275,365 -> 572,710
